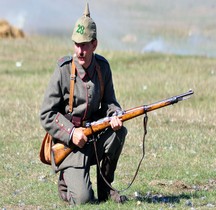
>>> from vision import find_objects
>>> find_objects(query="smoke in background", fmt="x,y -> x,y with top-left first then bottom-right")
1,0 -> 216,57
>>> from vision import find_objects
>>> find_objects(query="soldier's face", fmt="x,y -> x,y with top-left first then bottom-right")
74,40 -> 97,69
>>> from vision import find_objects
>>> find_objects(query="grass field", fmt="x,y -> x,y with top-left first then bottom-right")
0,36 -> 215,210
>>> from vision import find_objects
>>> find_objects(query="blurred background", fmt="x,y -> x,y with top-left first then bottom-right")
1,0 -> 216,57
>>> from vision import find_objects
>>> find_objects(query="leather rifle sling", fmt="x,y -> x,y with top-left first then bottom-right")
69,60 -> 76,112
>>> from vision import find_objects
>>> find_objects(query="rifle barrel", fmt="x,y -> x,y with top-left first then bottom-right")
52,89 -> 194,166
122,89 -> 194,120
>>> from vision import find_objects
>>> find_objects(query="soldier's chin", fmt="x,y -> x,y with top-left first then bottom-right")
77,58 -> 85,66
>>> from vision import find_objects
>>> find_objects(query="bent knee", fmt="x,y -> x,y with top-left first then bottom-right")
120,126 -> 127,138
68,189 -> 93,205
117,126 -> 127,143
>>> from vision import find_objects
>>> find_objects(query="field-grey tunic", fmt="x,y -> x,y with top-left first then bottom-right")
40,53 -> 123,172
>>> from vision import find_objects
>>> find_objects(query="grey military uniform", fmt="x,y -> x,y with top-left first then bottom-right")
40,53 -> 127,204
40,54 -> 124,170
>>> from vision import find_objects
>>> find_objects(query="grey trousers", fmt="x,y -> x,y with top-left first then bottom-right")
58,126 -> 127,205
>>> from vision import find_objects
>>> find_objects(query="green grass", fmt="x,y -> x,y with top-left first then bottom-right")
0,36 -> 215,210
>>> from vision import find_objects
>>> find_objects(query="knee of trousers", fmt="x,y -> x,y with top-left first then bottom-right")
115,126 -> 127,145
68,188 -> 93,205
120,126 -> 127,139
105,126 -> 127,159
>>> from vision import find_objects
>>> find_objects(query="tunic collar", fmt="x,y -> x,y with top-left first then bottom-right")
73,54 -> 96,80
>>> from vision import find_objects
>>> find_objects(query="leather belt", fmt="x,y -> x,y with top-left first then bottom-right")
71,116 -> 89,127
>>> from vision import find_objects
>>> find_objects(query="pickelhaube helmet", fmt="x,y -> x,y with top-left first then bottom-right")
71,3 -> 97,43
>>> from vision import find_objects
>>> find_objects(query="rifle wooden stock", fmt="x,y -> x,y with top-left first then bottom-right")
52,90 -> 194,166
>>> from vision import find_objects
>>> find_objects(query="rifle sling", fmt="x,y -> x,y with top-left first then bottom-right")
93,113 -> 148,193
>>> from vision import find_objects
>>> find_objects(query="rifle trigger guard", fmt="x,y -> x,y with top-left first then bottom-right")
88,137 -> 97,143
86,123 -> 97,143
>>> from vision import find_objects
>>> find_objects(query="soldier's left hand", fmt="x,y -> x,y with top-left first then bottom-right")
110,116 -> 122,131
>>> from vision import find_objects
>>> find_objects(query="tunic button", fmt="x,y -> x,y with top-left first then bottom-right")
67,128 -> 70,132
87,85 -> 90,89
88,94 -> 91,98
61,123 -> 64,127
55,119 -> 59,123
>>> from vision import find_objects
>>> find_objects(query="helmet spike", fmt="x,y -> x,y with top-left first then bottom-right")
84,2 -> 90,17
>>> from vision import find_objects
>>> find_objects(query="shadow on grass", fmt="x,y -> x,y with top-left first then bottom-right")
134,192 -> 199,204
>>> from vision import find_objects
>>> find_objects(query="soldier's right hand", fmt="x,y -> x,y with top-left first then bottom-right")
71,127 -> 88,148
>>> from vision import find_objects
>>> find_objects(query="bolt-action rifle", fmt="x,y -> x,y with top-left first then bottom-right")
52,90 -> 194,166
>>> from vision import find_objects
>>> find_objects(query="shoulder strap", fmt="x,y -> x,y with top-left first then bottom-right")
69,60 -> 104,112
69,60 -> 76,113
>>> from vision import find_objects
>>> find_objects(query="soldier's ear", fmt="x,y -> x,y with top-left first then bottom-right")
92,39 -> 97,51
